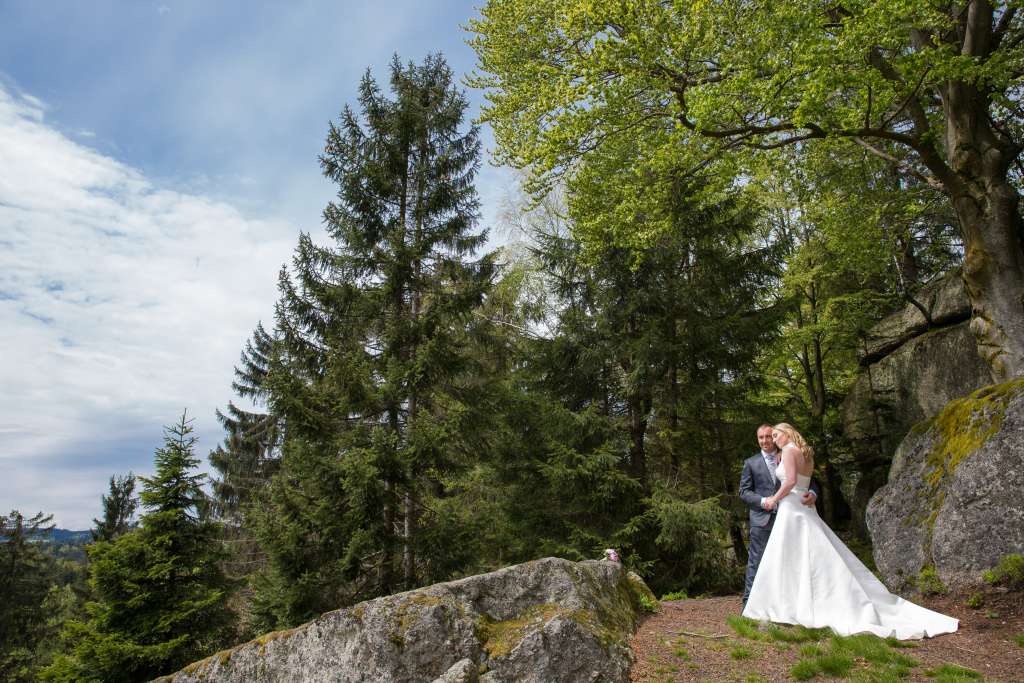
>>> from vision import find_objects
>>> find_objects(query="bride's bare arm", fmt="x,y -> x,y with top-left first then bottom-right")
768,446 -> 800,505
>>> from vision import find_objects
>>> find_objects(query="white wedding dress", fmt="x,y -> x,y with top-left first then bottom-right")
742,463 -> 958,639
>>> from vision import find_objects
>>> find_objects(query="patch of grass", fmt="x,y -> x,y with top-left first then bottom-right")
1014,632 -> 1024,647
820,652 -> 856,676
638,593 -> 660,613
788,631 -> 921,682
923,663 -> 983,681
769,623 -> 831,643
743,674 -> 768,683
831,634 -> 917,668
915,566 -> 948,595
964,592 -> 984,609
729,644 -> 753,660
982,553 -> 1024,589
726,615 -> 766,640
884,636 -> 917,649
849,669 -> 912,683
659,589 -> 688,601
726,615 -> 831,644
791,658 -> 820,681
673,645 -> 690,661
799,643 -> 822,657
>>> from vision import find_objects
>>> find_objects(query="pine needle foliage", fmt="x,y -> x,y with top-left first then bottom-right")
247,53 -> 495,631
43,414 -> 230,683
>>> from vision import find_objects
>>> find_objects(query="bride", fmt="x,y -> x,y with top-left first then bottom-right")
741,423 -> 958,639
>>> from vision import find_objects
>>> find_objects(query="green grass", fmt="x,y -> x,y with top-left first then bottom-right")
848,669 -> 913,683
1014,632 -> 1024,647
726,616 -> 988,682
781,631 -> 920,682
791,658 -> 820,681
982,553 -> 1024,588
725,615 -> 829,643
659,589 -> 688,601
965,591 -> 984,609
915,566 -> 948,595
923,664 -> 983,682
726,615 -> 766,640
729,644 -> 753,660
831,633 -> 918,668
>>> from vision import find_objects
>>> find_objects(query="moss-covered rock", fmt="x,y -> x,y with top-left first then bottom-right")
866,379 -> 1024,592
154,557 -> 647,683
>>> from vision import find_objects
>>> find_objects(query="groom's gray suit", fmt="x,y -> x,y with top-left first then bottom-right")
738,450 -> 820,603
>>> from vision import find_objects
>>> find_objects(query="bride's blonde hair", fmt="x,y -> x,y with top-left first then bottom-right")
773,423 -> 814,463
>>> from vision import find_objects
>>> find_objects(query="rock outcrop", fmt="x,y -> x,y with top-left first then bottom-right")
156,557 -> 651,683
839,271 -> 993,533
866,378 -> 1024,592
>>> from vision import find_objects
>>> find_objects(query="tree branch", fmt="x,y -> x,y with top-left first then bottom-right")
852,138 -> 946,191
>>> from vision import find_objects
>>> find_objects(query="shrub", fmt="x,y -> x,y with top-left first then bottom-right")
982,553 -> 1024,589
915,566 -> 947,595
964,592 -> 984,609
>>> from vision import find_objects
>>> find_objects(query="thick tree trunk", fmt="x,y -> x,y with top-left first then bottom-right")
951,182 -> 1024,381
628,397 -> 648,485
938,72 -> 1024,381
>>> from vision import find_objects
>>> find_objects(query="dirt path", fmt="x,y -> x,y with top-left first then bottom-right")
629,592 -> 1023,682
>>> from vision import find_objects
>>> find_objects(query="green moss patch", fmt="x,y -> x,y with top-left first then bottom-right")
923,378 -> 1024,492
909,379 -> 1024,571
476,603 -> 563,658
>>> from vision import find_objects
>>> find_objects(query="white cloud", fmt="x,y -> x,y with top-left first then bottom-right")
0,85 -> 297,528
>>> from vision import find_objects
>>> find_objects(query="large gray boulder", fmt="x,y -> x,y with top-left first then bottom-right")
866,378 -> 1024,592
858,270 -> 973,364
839,271 -> 992,534
155,558 -> 649,683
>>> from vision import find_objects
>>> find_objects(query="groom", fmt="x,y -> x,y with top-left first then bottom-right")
739,423 -> 819,605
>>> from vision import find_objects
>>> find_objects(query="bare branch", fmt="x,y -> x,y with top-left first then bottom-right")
852,138 -> 946,191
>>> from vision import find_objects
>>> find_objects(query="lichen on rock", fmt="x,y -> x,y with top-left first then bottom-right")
867,378 -> 1024,592
155,557 -> 649,683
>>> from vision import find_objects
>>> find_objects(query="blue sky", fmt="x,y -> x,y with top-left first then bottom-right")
0,1 -> 514,528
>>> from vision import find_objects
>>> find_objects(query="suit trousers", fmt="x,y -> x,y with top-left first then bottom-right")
743,520 -> 773,604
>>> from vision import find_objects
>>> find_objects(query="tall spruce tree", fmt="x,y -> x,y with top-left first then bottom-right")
209,323 -> 282,587
249,53 -> 494,630
44,414 -> 230,682
91,473 -> 137,542
0,511 -> 55,682
522,163 -> 781,594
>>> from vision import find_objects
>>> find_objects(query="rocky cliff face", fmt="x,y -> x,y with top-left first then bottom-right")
155,557 -> 652,683
866,379 -> 1024,592
839,271 -> 993,534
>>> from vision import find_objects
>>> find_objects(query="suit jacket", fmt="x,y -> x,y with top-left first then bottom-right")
738,451 -> 821,528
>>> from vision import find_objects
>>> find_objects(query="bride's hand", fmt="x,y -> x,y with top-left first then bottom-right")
763,498 -> 777,511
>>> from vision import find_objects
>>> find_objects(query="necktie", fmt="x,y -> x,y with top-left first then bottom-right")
766,452 -> 777,484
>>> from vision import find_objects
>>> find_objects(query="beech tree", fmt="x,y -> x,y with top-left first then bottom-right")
470,0 -> 1024,380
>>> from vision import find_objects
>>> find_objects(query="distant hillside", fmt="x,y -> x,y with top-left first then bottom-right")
30,528 -> 92,545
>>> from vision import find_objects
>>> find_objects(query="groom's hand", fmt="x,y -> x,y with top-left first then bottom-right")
801,491 -> 817,507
